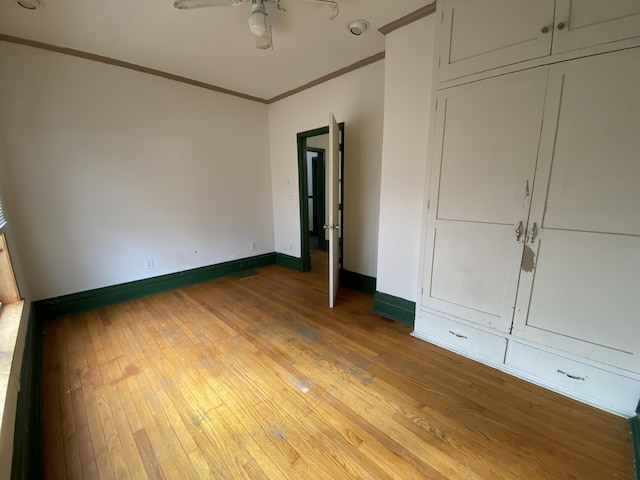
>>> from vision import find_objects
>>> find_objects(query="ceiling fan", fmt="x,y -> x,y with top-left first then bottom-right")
173,0 -> 340,50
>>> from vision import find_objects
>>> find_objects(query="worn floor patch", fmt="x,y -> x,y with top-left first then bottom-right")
297,327 -> 323,342
233,269 -> 261,280
292,379 -> 313,394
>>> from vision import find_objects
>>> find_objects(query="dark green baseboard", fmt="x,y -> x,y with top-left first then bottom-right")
339,269 -> 376,295
275,253 -> 304,272
372,291 -> 416,327
631,401 -> 640,480
11,306 -> 43,480
34,253 -> 277,319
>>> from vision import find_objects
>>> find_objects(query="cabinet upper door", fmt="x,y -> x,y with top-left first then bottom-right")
552,0 -> 640,54
512,48 -> 640,372
438,0 -> 554,82
421,67 -> 547,333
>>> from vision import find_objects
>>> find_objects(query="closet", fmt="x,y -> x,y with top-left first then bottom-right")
415,0 -> 640,416
438,0 -> 640,81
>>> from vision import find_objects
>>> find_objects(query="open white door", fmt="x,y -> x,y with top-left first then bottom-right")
326,113 -> 340,308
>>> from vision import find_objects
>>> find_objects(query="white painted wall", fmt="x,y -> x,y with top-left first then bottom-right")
0,43 -> 274,300
376,15 -> 437,301
306,135 -> 329,151
268,61 -> 385,277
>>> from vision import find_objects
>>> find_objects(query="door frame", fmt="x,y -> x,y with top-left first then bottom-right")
296,122 -> 345,272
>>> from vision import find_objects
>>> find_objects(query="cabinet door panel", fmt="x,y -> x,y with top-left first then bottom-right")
513,48 -> 640,370
521,230 -> 640,354
422,68 -> 547,333
543,49 -> 640,236
439,0 -> 554,81
553,0 -> 640,54
437,71 -> 547,224
429,222 -> 516,327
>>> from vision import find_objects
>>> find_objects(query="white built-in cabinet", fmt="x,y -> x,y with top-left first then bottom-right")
415,0 -> 640,416
439,0 -> 640,81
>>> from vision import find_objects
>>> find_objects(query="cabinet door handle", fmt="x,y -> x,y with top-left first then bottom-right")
448,330 -> 467,339
557,22 -> 566,30
557,369 -> 585,381
541,25 -> 550,34
527,223 -> 537,244
515,221 -> 523,242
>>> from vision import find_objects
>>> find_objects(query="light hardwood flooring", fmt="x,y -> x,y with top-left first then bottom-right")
42,253 -> 634,479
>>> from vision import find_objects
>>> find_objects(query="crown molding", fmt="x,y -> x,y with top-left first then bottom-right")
378,3 -> 437,36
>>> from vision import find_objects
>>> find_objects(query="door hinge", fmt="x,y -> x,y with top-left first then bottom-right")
427,200 -> 431,210
435,98 -> 438,110
438,56 -> 441,68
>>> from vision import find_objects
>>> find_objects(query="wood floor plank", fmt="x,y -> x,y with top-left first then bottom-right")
133,428 -> 166,480
42,320 -> 67,480
42,254 -> 635,479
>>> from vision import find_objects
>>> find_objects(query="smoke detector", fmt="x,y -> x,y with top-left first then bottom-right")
15,0 -> 44,9
347,20 -> 369,36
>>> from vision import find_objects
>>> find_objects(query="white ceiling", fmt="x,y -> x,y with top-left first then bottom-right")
0,0 -> 431,100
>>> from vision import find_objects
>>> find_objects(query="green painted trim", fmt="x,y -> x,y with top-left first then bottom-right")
297,133 -> 312,272
275,253 -> 304,272
34,253 -> 276,319
296,122 -> 344,273
339,269 -> 376,295
631,401 -> 640,480
372,291 -> 416,327
11,306 -> 43,480
339,122 -> 345,262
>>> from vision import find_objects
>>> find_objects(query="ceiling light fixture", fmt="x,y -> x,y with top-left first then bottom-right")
15,0 -> 44,9
248,0 -> 268,37
347,19 -> 369,36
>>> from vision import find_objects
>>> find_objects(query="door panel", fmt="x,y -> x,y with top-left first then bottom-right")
437,69 -> 548,224
553,0 -> 640,54
523,230 -> 640,353
439,0 -> 554,81
513,48 -> 640,370
429,222 -> 519,331
422,67 -> 548,332
542,49 -> 640,236
328,113 -> 340,308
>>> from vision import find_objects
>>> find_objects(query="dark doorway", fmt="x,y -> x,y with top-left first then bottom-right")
296,123 -> 344,272
306,147 -> 326,252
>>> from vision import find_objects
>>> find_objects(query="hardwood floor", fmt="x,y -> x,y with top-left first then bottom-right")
42,253 -> 634,479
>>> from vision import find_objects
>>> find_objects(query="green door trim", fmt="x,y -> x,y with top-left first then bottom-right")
631,401 -> 640,480
296,122 -> 345,272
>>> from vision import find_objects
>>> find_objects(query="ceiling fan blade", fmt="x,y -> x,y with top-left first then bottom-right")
303,0 -> 339,20
255,26 -> 273,50
173,0 -> 246,10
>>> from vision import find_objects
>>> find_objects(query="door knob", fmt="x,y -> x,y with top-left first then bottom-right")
541,25 -> 550,34
515,221 -> 523,242
557,22 -> 566,30
527,223 -> 538,244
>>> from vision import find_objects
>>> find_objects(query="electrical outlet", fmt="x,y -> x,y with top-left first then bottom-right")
250,241 -> 257,251
144,258 -> 154,270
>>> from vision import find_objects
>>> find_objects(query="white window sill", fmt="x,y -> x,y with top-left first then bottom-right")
0,301 -> 26,432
